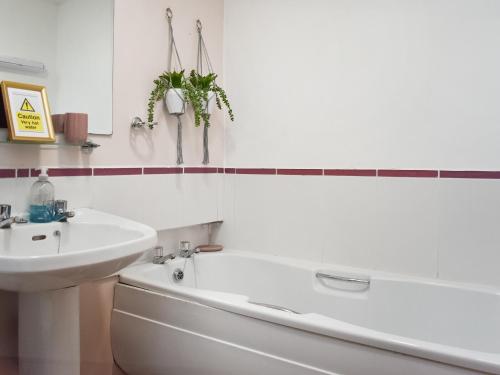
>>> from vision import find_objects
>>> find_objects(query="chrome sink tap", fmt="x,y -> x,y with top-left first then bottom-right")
0,204 -> 28,229
53,200 -> 75,222
178,241 -> 200,258
152,246 -> 176,264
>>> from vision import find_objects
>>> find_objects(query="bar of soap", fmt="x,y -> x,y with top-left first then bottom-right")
198,244 -> 223,252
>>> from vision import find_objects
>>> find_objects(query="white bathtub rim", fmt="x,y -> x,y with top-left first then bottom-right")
119,252 -> 500,374
131,249 -> 500,295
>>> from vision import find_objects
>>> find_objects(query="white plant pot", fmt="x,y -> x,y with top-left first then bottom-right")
165,88 -> 185,115
203,91 -> 216,115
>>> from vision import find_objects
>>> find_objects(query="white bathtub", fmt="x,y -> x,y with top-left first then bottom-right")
111,250 -> 500,375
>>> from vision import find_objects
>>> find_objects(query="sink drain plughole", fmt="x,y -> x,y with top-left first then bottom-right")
171,253 -> 198,286
173,268 -> 184,281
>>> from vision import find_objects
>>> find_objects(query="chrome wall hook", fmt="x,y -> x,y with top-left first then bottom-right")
131,116 -> 158,129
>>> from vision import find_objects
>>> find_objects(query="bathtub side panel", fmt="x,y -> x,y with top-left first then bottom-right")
111,284 -> 486,375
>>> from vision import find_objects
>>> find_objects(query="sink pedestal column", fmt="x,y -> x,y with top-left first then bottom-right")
18,286 -> 80,375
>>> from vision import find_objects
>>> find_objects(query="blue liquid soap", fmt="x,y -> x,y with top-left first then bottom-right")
29,168 -> 55,223
29,203 -> 54,223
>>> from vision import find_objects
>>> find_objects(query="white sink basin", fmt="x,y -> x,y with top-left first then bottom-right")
0,208 -> 157,292
0,208 -> 157,375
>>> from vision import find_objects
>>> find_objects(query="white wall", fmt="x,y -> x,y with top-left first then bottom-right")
218,0 -> 500,288
224,0 -> 500,170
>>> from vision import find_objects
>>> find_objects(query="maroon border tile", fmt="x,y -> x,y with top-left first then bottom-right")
184,167 -> 218,174
17,165 -> 500,181
17,169 -> 30,178
324,169 -> 376,177
277,169 -> 323,176
378,169 -> 438,178
440,170 -> 500,179
93,168 -> 143,176
0,169 -> 16,178
143,167 -> 183,175
235,168 -> 277,175
49,168 -> 92,177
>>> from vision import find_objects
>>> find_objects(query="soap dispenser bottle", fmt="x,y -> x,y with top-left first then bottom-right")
29,168 -> 55,223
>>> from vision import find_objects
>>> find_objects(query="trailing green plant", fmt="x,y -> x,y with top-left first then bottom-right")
146,69 -> 234,129
186,70 -> 234,128
147,70 -> 185,126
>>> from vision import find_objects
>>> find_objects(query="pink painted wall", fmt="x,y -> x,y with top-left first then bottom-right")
0,0 -> 225,168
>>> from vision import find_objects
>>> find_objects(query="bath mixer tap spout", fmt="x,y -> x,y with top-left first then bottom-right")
152,246 -> 176,264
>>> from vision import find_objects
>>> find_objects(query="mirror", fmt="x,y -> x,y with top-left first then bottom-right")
0,0 -> 113,135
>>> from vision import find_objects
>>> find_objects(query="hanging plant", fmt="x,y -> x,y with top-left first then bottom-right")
185,70 -> 234,128
147,70 -> 186,126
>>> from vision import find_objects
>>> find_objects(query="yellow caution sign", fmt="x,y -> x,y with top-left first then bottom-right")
16,98 -> 43,132
20,98 -> 35,112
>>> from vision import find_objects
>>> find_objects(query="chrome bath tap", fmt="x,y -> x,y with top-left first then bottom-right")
178,241 -> 200,258
0,204 -> 28,229
152,246 -> 176,264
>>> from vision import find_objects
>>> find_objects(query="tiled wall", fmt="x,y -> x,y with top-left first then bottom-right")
220,0 -> 500,289
216,169 -> 500,288
0,167 -> 222,230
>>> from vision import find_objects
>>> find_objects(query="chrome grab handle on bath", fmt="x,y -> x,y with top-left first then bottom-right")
316,272 -> 370,285
248,301 -> 300,314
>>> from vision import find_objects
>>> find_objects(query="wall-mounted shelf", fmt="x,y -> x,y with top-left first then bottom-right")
0,129 -> 100,153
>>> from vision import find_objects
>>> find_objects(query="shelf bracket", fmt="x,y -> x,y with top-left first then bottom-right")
81,140 -> 100,153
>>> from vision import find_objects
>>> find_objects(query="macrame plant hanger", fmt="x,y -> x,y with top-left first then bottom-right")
196,19 -> 214,165
166,8 -> 185,165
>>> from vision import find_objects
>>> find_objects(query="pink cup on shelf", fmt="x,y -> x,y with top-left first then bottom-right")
64,113 -> 88,144
51,114 -> 66,133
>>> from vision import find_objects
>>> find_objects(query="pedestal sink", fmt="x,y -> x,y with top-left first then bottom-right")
0,208 -> 157,375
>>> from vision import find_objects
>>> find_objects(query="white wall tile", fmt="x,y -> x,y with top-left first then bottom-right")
270,176 -> 325,262
220,174 -> 439,278
138,174 -> 183,230
321,177 -> 380,270
90,175 -> 147,222
214,173 -> 238,248
372,178 -> 439,277
0,179 -> 19,214
90,174 -> 220,231
3,177 -> 93,217
51,177 -> 93,210
319,176 -> 438,278
232,175 -> 276,254
437,179 -> 500,287
178,174 -> 220,228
